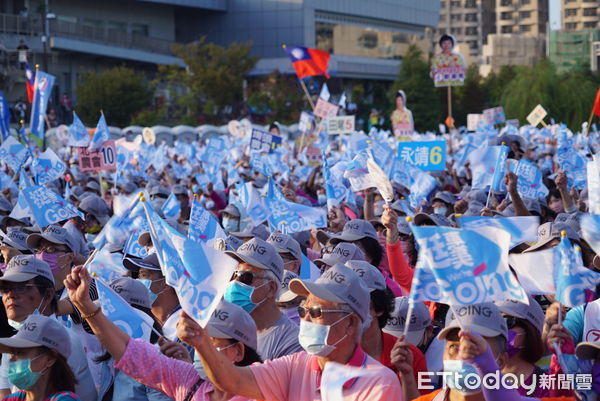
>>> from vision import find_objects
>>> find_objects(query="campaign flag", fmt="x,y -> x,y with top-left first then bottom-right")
88,112 -> 110,152
239,182 -> 269,226
469,145 -> 507,191
299,253 -> 321,281
123,232 -> 149,259
92,195 -> 142,250
323,156 -> 347,210
87,249 -> 127,284
29,70 -> 55,139
22,185 -> 83,228
587,157 -> 600,215
556,130 -> 587,190
509,249 -> 556,295
0,92 -> 10,141
456,215 -> 539,247
348,132 -> 370,153
592,88 -> 600,117
555,235 -> 600,307
397,141 -> 446,171
188,197 -> 226,244
265,190 -> 327,235
24,62 -> 35,103
161,193 -> 181,220
411,225 -> 528,305
96,278 -> 153,341
284,46 -> 330,79
409,172 -> 439,209
509,159 -> 548,199
32,148 -> 66,185
68,112 -> 90,147
0,136 -> 28,171
9,192 -> 31,222
299,111 -> 314,134
581,214 -> 600,256
319,83 -> 330,102
407,257 -> 450,304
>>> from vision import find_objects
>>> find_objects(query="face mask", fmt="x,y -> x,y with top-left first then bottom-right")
86,224 -> 101,234
282,307 -> 300,325
298,314 -> 349,357
442,359 -> 481,395
36,252 -> 63,275
223,280 -> 267,313
506,330 -> 525,358
7,319 -> 23,330
434,207 -> 447,216
137,278 -> 164,305
317,194 -> 327,206
222,217 -> 240,234
8,354 -> 45,390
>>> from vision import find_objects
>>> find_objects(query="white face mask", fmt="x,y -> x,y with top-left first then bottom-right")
298,314 -> 350,357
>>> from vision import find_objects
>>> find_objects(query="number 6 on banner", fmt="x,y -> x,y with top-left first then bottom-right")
430,146 -> 442,165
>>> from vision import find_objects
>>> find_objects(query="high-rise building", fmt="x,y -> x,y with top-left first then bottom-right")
562,0 -> 600,31
496,0 -> 549,36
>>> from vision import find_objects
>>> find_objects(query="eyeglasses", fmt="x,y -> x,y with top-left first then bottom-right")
297,305 -> 352,319
215,342 -> 237,352
504,316 -> 521,329
231,270 -> 269,286
38,245 -> 68,254
0,284 -> 42,295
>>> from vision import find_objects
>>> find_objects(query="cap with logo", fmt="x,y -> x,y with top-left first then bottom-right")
206,300 -> 258,350
229,224 -> 270,241
554,213 -> 581,235
383,297 -> 431,345
276,270 -> 300,303
26,225 -> 76,253
289,263 -> 370,322
413,213 -> 452,227
0,255 -> 54,285
327,219 -> 378,244
79,194 -> 110,225
494,296 -> 545,335
224,235 -> 243,251
432,191 -> 456,206
523,222 -> 580,253
222,204 -> 241,218
0,229 -> 32,252
345,260 -> 386,292
225,238 -> 283,282
109,277 -> 152,309
123,253 -> 162,272
438,303 -> 508,341
0,315 -> 71,359
314,242 -> 365,267
397,219 -> 412,236
267,232 -> 302,262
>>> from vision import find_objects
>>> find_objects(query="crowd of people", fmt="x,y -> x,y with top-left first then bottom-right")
0,98 -> 598,401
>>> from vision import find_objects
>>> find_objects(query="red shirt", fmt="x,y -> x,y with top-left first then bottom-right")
379,332 -> 429,394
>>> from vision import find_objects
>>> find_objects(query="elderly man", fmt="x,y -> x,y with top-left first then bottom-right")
178,263 -> 402,400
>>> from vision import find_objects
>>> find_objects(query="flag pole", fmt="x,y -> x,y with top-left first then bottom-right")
282,44 -> 316,110
585,110 -> 594,137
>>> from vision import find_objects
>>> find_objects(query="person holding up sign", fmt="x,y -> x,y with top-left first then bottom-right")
391,90 -> 414,141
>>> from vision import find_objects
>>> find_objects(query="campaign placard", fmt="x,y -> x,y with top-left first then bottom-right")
77,140 -> 116,171
397,141 -> 446,171
327,116 -> 355,135
249,129 -> 282,154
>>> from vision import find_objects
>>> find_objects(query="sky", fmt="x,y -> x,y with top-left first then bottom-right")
549,0 -> 560,30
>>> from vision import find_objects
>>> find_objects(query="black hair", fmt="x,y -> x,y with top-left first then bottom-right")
356,237 -> 383,267
439,34 -> 454,47
269,123 -> 279,132
223,339 -> 262,366
370,287 -> 394,329
46,349 -> 77,393
33,276 -> 57,314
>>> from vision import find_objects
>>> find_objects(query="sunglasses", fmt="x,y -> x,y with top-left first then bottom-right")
38,245 -> 68,254
504,316 -> 521,329
297,305 -> 351,319
231,270 -> 269,286
0,284 -> 42,295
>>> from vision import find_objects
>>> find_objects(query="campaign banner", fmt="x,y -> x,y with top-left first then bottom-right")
467,114 -> 483,131
77,140 -> 116,171
397,141 -> 446,171
526,104 -> 547,127
393,123 -> 413,141
433,67 -> 466,88
327,116 -> 355,135
314,98 -> 339,119
249,128 -> 282,154
483,107 -> 506,125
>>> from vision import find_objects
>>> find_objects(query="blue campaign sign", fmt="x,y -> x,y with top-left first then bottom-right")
397,141 -> 446,171
249,129 -> 282,154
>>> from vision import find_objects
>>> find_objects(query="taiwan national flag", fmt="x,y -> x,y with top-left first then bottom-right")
24,62 -> 35,103
284,46 -> 330,79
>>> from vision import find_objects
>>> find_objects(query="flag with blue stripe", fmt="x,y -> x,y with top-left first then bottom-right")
0,137 -> 29,171
29,70 -> 55,139
161,193 -> 181,219
239,182 -> 269,226
22,185 -> 83,228
68,112 -> 90,147
87,249 -> 127,284
0,92 -> 10,141
509,159 -> 548,199
555,234 -> 600,307
188,196 -> 226,244
469,145 -> 508,191
581,214 -> 600,256
265,185 -> 327,235
323,155 -> 348,210
32,148 -> 66,185
88,112 -> 110,152
456,215 -> 539,247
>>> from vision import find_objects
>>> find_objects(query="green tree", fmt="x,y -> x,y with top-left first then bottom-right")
76,66 -> 153,127
247,70 -> 306,124
159,36 -> 258,122
453,64 -> 486,126
390,45 -> 442,132
481,65 -> 517,107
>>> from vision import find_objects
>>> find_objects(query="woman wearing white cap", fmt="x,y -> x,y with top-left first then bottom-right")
65,266 -> 262,401
0,315 -> 79,400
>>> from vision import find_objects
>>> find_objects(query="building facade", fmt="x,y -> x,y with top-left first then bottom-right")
496,0 -> 548,36
562,0 -> 600,31
548,29 -> 600,71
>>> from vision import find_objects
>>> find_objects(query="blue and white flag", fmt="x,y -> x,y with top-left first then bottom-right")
22,185 -> 83,228
319,83 -> 330,102
581,214 -> 600,256
300,253 -> 322,281
68,112 -> 90,147
348,132 -> 369,153
0,136 -> 29,171
188,197 -> 226,244
9,192 -> 31,222
96,278 -> 153,341
555,235 -> 600,308
556,130 -> 587,190
456,215 -> 539,247
87,249 -> 127,284
123,232 -> 149,259
409,172 -> 439,209
29,70 -> 55,139
323,156 -> 347,210
32,148 -> 66,185
469,145 -> 508,191
161,193 -> 181,220
410,225 -> 528,305
509,159 -> 548,199
88,112 -> 110,152
239,182 -> 269,226
587,157 -> 600,215
265,190 -> 327,235
0,92 -> 10,141
408,257 -> 450,304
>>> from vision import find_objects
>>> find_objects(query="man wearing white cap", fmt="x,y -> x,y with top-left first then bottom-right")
0,255 -> 96,401
178,263 -> 402,400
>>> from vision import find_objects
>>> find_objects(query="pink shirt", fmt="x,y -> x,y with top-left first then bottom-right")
249,346 -> 403,401
115,339 -> 250,401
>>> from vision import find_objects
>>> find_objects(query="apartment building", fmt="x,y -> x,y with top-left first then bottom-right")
562,0 -> 600,30
496,0 -> 549,36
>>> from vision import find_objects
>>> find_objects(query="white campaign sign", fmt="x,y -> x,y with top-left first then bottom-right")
587,156 -> 600,215
526,104 -> 547,127
327,116 -> 355,135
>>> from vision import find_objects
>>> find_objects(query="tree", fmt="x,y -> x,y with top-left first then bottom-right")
247,70 -> 306,124
76,66 -> 153,127
159,36 -> 258,123
390,45 -> 442,132
453,64 -> 486,126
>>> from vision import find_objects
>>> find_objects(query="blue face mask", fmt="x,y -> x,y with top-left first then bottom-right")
223,280 -> 266,313
222,217 -> 240,233
298,314 -> 349,357
434,207 -> 447,216
137,278 -> 163,305
8,355 -> 44,390
442,359 -> 481,395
